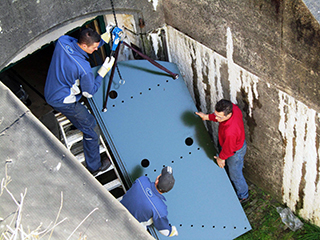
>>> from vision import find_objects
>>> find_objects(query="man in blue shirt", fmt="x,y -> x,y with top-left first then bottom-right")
44,28 -> 114,176
121,166 -> 178,237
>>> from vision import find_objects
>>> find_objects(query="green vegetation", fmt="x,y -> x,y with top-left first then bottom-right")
237,183 -> 320,240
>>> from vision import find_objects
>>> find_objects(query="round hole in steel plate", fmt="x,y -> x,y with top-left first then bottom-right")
109,90 -> 118,99
185,137 -> 193,146
141,159 -> 150,168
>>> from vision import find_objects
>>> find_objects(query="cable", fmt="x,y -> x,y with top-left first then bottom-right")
109,0 -> 124,83
110,0 -> 118,27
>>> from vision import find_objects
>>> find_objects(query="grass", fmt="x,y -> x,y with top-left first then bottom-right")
236,182 -> 320,240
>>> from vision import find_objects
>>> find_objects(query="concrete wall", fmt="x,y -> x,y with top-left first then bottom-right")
1,0 -> 320,226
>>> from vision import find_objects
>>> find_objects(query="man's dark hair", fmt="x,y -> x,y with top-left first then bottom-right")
156,185 -> 167,194
215,99 -> 233,116
78,28 -> 101,46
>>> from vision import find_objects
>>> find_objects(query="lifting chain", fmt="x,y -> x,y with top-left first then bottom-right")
110,0 -> 125,84
109,0 -> 124,83
110,0 -> 118,27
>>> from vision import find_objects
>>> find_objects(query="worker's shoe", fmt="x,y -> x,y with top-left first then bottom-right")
90,159 -> 111,177
239,196 -> 249,204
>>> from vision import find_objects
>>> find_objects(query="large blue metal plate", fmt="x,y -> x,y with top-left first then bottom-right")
90,60 -> 251,239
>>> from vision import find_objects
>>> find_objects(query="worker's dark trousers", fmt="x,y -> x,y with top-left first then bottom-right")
52,101 -> 101,172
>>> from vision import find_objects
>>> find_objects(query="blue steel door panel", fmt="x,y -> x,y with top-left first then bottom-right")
89,60 -> 251,239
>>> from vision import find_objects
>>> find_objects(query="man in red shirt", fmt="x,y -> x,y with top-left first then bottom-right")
196,99 -> 249,202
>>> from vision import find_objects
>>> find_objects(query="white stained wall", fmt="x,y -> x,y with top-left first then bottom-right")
279,91 -> 320,225
160,25 -> 320,226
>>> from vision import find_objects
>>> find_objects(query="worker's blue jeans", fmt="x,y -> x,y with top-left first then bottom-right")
226,140 -> 249,200
52,102 -> 101,172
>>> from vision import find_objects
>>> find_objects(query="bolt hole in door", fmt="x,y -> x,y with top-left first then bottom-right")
185,137 -> 193,146
109,90 -> 118,99
141,159 -> 150,168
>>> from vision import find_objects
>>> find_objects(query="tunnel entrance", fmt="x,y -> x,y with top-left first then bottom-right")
7,45 -> 54,119
0,17 -> 110,121
0,14 -> 142,122
0,17 -> 113,147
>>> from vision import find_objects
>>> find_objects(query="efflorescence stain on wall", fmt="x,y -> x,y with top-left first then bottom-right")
279,91 -> 320,224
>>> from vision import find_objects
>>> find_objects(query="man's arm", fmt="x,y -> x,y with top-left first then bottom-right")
80,72 -> 103,98
153,215 -> 178,237
216,134 -> 238,168
195,112 -> 218,122
195,112 -> 209,121
81,56 -> 113,98
214,155 -> 226,168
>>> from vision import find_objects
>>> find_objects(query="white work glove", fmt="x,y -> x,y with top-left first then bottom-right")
101,22 -> 116,43
97,56 -> 115,78
106,22 -> 116,33
169,226 -> 178,237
